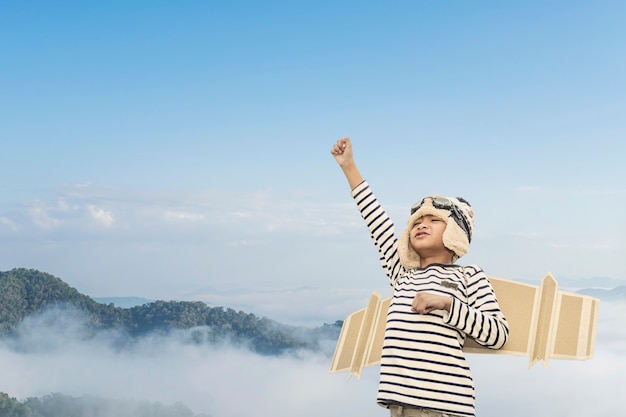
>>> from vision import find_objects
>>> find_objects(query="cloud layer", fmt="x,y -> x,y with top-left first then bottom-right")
2,182 -> 625,306
1,301 -> 624,417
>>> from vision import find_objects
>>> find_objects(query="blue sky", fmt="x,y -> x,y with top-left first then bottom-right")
1,1 -> 625,325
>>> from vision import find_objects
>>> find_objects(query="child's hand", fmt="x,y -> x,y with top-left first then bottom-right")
330,137 -> 363,188
411,292 -> 453,314
330,137 -> 354,167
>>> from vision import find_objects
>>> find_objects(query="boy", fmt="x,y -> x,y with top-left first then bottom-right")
330,138 -> 509,417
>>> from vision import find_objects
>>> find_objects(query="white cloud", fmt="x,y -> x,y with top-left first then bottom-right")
10,183 -> 362,245
228,211 -> 251,218
87,205 -> 115,227
0,216 -> 18,232
0,301 -> 624,417
0,306 -> 377,416
164,210 -> 205,222
3,182 -> 625,302
56,198 -> 78,212
29,206 -> 61,230
185,285 -> 379,327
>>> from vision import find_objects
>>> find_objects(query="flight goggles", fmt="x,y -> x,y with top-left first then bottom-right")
410,197 -> 472,243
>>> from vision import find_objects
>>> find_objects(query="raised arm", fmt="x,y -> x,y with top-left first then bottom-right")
330,137 -> 404,285
330,137 -> 364,190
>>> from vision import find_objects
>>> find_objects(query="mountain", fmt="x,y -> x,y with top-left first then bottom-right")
0,268 -> 105,334
557,275 -> 626,290
577,286 -> 626,302
0,268 -> 342,356
2,267 -> 621,355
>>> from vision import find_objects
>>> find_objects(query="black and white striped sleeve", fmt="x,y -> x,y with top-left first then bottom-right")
444,265 -> 510,349
351,181 -> 403,285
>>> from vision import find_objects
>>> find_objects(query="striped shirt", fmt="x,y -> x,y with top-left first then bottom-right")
352,181 -> 509,417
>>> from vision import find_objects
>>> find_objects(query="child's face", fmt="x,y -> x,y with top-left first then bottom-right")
409,215 -> 449,259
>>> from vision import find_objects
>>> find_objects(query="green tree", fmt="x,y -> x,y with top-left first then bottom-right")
0,392 -> 33,417
0,268 -> 342,356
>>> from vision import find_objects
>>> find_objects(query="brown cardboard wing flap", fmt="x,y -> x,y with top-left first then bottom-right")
330,305 -> 365,374
530,274 -> 558,367
330,273 -> 600,377
474,274 -> 600,368
366,296 -> 391,366
463,276 -> 540,357
551,292 -> 599,361
330,292 -> 386,379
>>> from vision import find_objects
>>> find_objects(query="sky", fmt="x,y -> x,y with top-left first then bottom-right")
1,1 -> 626,329
1,2 -> 626,417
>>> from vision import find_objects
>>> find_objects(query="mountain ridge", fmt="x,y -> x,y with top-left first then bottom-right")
0,268 -> 341,356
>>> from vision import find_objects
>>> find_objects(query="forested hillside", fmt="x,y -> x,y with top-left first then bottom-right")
0,268 -> 341,355
0,392 -> 210,417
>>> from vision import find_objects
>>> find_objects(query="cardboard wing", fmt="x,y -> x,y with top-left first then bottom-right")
329,292 -> 389,379
330,273 -> 600,378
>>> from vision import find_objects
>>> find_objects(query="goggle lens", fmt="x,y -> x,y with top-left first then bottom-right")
411,197 -> 454,214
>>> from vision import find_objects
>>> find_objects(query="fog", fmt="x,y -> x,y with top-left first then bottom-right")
1,302 -> 624,416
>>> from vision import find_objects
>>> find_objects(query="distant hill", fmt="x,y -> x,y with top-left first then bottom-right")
577,286 -> 626,302
0,268 -> 341,356
0,392 -> 210,417
557,276 -> 626,290
93,296 -> 154,308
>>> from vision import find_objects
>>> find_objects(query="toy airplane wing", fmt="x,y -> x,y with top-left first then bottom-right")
330,273 -> 600,379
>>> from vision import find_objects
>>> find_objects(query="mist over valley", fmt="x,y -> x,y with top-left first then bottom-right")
1,268 -> 625,416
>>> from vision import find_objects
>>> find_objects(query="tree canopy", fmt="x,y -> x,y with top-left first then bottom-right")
0,268 -> 342,355
0,392 -> 211,417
